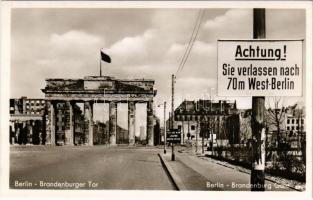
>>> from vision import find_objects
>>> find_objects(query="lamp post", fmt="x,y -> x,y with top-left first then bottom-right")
158,102 -> 167,154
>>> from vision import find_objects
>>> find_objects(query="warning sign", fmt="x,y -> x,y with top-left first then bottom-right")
217,40 -> 303,96
167,129 -> 181,144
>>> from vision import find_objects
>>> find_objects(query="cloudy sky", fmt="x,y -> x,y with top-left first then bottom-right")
11,8 -> 306,130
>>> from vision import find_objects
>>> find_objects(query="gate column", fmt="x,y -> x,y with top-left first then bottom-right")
146,100 -> 154,146
29,120 -> 33,144
46,101 -> 56,145
128,101 -> 136,145
85,101 -> 94,146
109,101 -> 117,145
65,101 -> 75,145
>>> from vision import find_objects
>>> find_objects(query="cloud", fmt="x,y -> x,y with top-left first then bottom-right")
105,30 -> 153,65
10,8 -> 306,112
204,9 -> 251,29
203,9 -> 252,40
50,30 -> 103,51
44,30 -> 105,76
47,30 -> 105,62
167,41 -> 214,57
11,30 -> 106,98
151,10 -> 199,43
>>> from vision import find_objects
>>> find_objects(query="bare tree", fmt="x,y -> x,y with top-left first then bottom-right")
200,115 -> 219,155
239,111 -> 252,146
265,97 -> 286,147
294,105 -> 305,162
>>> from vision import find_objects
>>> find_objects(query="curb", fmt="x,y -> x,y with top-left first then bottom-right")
158,153 -> 187,191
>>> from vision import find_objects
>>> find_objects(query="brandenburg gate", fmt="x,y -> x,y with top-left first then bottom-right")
42,76 -> 157,146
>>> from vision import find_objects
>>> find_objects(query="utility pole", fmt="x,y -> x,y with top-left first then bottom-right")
201,120 -> 204,154
210,118 -> 214,155
164,101 -> 167,154
251,8 -> 266,191
209,88 -> 214,156
171,74 -> 175,130
196,121 -> 198,153
171,74 -> 176,161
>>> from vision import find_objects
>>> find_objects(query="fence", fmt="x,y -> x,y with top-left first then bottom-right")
209,145 -> 305,182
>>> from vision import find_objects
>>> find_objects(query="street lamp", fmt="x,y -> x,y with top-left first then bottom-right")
158,102 -> 167,154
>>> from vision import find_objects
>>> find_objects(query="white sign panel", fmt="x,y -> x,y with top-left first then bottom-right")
217,40 -> 303,96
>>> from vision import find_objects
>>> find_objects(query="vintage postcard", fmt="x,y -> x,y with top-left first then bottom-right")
0,1 -> 312,199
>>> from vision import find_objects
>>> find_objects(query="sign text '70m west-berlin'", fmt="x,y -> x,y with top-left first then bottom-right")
218,40 -> 303,97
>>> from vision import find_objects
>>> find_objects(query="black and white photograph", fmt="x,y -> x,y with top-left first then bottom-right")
0,1 -> 312,196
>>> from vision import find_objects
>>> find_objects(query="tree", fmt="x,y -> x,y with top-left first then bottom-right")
265,97 -> 286,147
239,110 -> 252,146
293,105 -> 305,162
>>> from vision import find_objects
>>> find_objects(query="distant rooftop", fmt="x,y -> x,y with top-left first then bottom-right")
46,76 -> 154,82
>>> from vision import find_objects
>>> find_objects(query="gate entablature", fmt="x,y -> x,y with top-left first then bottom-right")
42,76 -> 156,102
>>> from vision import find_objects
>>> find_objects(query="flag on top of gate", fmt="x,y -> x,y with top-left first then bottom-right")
101,50 -> 111,63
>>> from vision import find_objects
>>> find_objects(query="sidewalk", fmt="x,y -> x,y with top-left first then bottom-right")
159,152 -> 296,191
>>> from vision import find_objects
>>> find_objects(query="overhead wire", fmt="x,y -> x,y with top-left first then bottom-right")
179,10 -> 205,73
176,10 -> 202,74
176,9 -> 205,75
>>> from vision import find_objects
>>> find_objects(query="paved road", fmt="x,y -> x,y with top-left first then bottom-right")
10,146 -> 176,190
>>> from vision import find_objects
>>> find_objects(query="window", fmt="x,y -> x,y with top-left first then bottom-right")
287,126 -> 290,130
292,126 -> 295,130
296,119 -> 299,124
287,119 -> 290,124
292,119 -> 294,124
191,125 -> 195,130
178,125 -> 182,130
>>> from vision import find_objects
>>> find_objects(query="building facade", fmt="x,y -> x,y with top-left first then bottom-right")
10,97 -> 88,146
93,120 -> 108,145
172,99 -> 238,146
10,97 -> 46,145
